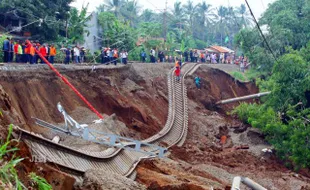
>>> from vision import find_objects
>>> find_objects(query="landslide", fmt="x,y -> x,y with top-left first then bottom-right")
136,66 -> 310,190
0,64 -> 172,140
0,63 -> 309,189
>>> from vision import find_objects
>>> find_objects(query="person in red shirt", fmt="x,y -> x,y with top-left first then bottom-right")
14,41 -> 19,63
39,45 -> 47,64
175,63 -> 181,81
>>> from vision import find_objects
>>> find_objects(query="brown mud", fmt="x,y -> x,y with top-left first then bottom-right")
0,63 -> 309,189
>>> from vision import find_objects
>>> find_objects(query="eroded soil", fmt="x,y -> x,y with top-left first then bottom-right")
0,63 -> 309,189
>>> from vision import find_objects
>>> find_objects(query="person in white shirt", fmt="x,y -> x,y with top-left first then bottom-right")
74,46 -> 80,63
120,50 -> 128,64
240,61 -> 245,73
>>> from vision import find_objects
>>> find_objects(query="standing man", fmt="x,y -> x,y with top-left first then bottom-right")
184,50 -> 189,62
17,41 -> 22,63
9,39 -> 14,63
49,44 -> 56,64
64,47 -> 71,64
108,48 -> 113,63
14,41 -> 22,63
141,50 -> 146,63
39,44 -> 47,64
29,43 -> 36,64
80,47 -> 85,64
14,41 -> 19,63
113,48 -> 118,65
240,60 -> 245,73
73,45 -> 80,64
45,44 -> 50,61
121,50 -> 128,65
2,37 -> 10,63
150,48 -> 156,63
158,51 -> 164,62
189,49 -> 194,62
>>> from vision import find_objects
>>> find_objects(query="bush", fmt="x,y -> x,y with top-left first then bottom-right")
54,51 -> 66,64
231,71 -> 246,81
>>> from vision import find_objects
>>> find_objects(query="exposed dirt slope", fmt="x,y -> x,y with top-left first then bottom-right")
0,63 -> 309,189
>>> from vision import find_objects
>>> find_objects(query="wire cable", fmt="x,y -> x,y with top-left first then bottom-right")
244,0 -> 278,62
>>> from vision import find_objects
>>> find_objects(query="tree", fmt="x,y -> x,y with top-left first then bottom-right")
236,4 -> 252,28
0,0 -> 73,41
195,2 -> 216,41
98,12 -> 136,50
139,9 -> 155,23
67,5 -> 91,44
233,50 -> 310,170
183,0 -> 197,36
217,6 -> 228,45
104,0 -> 123,17
120,0 -> 140,27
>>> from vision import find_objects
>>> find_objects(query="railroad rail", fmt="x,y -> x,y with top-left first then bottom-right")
15,63 -> 200,179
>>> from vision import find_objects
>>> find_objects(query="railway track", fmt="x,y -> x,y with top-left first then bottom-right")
16,63 -> 201,179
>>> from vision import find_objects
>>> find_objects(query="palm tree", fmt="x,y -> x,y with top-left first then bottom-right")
237,4 -> 252,28
120,0 -> 140,26
183,0 -> 197,36
139,9 -> 155,23
104,0 -> 123,18
217,6 -> 228,45
170,2 -> 186,31
196,2 -> 216,41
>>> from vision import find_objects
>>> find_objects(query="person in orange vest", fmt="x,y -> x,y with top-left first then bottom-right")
39,45 -> 47,64
175,59 -> 181,81
200,51 -> 205,63
29,43 -> 36,64
24,40 -> 31,63
113,48 -> 118,65
49,44 -> 56,64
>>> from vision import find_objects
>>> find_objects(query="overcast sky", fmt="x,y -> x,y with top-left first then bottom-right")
71,0 -> 276,19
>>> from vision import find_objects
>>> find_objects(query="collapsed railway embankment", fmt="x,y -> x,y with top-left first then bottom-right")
0,63 -> 309,189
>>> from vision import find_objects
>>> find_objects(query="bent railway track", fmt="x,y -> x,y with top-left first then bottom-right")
16,63 -> 201,178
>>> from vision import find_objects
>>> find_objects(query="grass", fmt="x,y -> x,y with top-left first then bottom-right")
0,110 -> 52,189
29,173 -> 52,190
0,124 -> 25,190
230,71 -> 246,82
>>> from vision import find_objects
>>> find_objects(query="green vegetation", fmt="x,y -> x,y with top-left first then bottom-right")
29,173 -> 52,190
233,48 -> 310,170
0,121 -> 51,189
0,0 -> 73,41
0,124 -> 25,189
232,0 -> 310,170
230,71 -> 246,82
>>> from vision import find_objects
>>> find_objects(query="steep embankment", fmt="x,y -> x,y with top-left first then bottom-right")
0,64 -> 172,140
0,63 -> 309,189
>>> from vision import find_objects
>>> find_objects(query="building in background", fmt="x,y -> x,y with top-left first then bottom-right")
83,12 -> 102,54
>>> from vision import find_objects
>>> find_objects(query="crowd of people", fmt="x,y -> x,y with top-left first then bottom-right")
2,38 -> 247,71
2,38 -> 58,64
2,38 -> 131,65
140,48 -> 247,65
100,47 -> 128,65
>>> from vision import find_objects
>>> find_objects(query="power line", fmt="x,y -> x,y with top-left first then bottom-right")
244,0 -> 278,62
